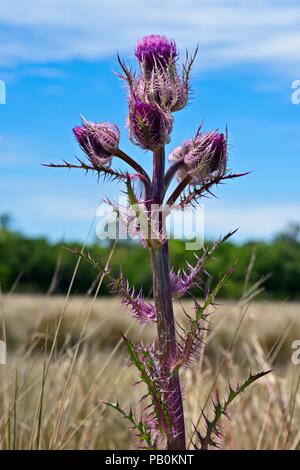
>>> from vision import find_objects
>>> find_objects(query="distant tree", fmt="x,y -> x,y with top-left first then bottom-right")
0,222 -> 299,298
0,213 -> 12,231
275,222 -> 300,246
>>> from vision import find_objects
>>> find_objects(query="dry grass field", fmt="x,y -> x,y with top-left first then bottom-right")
0,293 -> 299,450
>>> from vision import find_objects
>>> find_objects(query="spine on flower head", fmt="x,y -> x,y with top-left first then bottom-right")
73,118 -> 120,167
128,97 -> 173,151
169,129 -> 228,184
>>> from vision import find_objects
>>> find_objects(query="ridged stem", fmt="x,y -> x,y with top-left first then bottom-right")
151,147 -> 186,450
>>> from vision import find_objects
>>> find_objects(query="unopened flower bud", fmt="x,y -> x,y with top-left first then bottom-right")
128,98 -> 173,151
134,35 -> 188,113
169,130 -> 227,184
73,118 -> 120,167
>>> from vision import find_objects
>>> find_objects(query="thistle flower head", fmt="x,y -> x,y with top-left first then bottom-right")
135,34 -> 177,72
128,97 -> 173,151
133,35 -> 190,113
135,69 -> 188,113
169,129 -> 228,184
73,118 -> 120,167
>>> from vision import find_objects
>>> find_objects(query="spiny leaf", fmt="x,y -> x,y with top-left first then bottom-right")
174,236 -> 237,371
110,273 -> 156,324
170,229 -> 238,299
43,158 -> 129,183
104,401 -> 156,449
203,260 -> 238,310
183,45 -> 199,84
65,247 -> 156,324
194,370 -> 272,449
125,176 -> 162,248
178,172 -> 249,210
122,335 -> 172,437
116,53 -> 136,89
63,246 -> 107,273
126,175 -> 140,207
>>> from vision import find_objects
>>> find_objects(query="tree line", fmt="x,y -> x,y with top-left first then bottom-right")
0,217 -> 299,299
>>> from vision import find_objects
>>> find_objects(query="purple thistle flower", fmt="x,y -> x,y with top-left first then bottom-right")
169,129 -> 228,184
73,118 -> 120,167
135,34 -> 177,72
128,98 -> 173,151
133,35 -> 189,113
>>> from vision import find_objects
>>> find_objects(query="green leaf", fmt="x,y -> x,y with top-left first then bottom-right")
195,370 -> 272,449
174,259 -> 237,372
104,401 -> 156,449
122,335 -> 172,436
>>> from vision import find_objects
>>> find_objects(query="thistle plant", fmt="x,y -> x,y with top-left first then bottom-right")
46,34 -> 270,450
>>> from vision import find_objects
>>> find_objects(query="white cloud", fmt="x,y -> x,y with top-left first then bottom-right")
203,201 -> 300,240
0,0 -> 300,75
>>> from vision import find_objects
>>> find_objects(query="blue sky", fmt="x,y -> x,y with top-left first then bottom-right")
0,0 -> 300,243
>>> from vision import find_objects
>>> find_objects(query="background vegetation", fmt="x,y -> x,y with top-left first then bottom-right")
0,214 -> 299,449
1,214 -> 299,299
